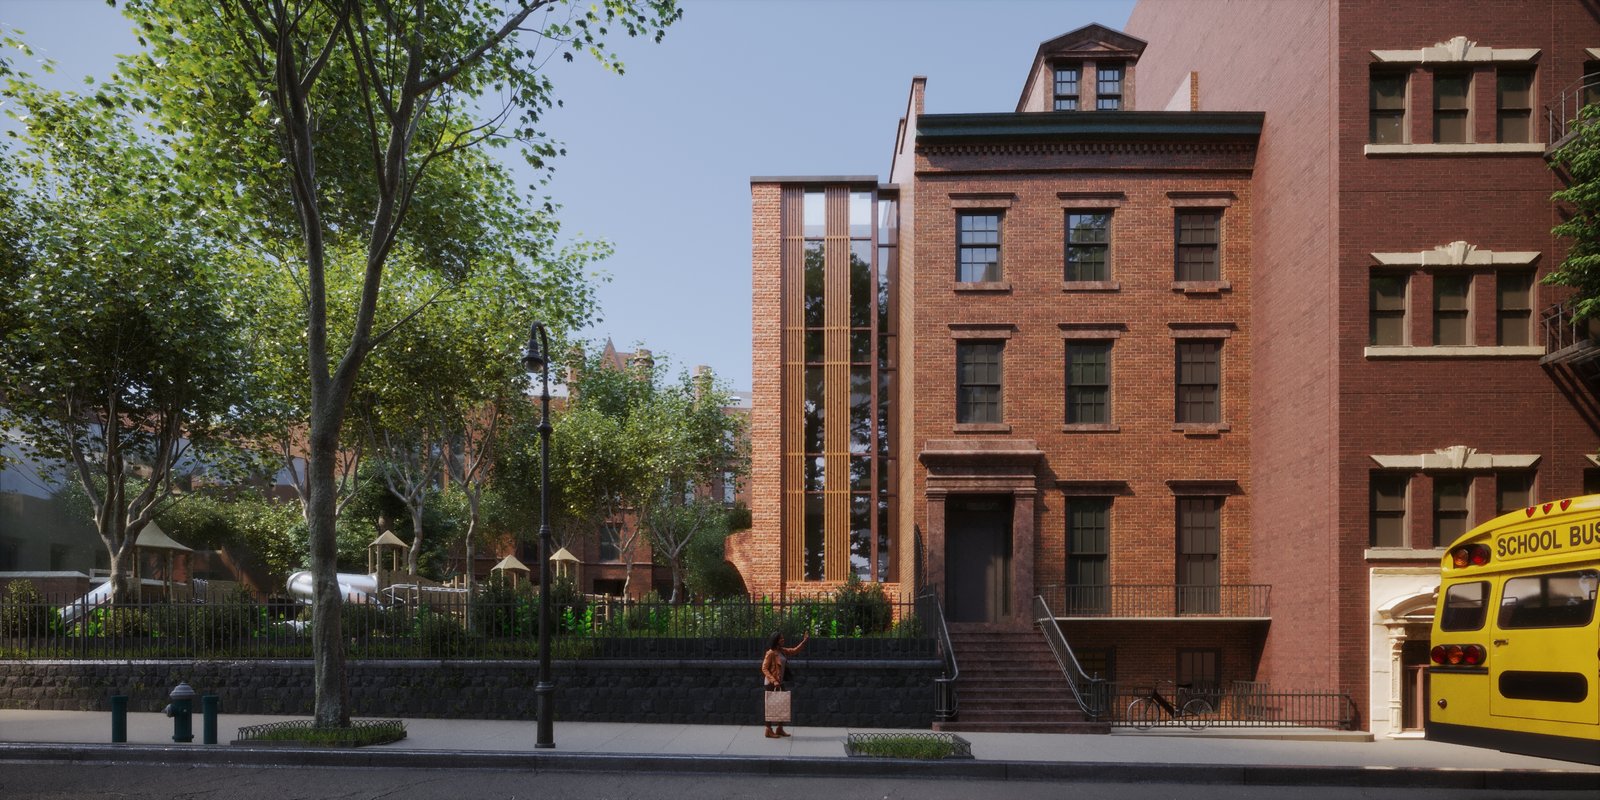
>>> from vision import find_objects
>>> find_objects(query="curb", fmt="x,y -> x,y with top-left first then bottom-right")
1,743 -> 1596,790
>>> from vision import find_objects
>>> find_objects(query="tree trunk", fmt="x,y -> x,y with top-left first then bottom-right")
306,415 -> 349,728
407,509 -> 425,576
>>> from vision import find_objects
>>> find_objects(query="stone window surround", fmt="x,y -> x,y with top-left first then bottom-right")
1061,324 -> 1124,433
950,324 -> 1013,433
950,194 -> 1014,291
1170,193 -> 1233,294
1365,37 -> 1542,156
1362,242 -> 1544,359
1170,325 -> 1232,435
1061,192 -> 1125,292
1366,447 -> 1540,558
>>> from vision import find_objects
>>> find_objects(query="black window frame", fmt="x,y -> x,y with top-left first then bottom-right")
1175,340 -> 1221,424
1066,340 -> 1112,424
1095,62 -> 1123,110
956,340 -> 1004,424
1066,497 -> 1111,614
957,212 -> 1002,283
1175,209 -> 1221,282
1065,210 -> 1112,282
1053,64 -> 1080,111
1176,497 -> 1222,615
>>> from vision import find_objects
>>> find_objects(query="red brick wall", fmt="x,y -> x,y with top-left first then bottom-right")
740,182 -> 785,600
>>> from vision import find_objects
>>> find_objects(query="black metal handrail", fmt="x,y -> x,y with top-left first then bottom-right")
1539,300 -> 1600,360
917,589 -> 959,722
1106,680 -> 1359,731
1037,584 -> 1270,619
1033,594 -> 1108,721
1546,72 -> 1600,146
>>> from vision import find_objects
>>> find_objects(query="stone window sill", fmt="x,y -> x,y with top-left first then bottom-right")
1173,423 -> 1230,436
1363,143 -> 1545,156
1063,280 -> 1120,292
955,281 -> 1012,293
1364,547 -> 1446,562
1364,345 -> 1545,359
1172,280 -> 1231,294
1063,423 -> 1120,433
955,422 -> 1012,433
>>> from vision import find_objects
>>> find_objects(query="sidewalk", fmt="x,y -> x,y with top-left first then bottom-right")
1,709 -> 1596,790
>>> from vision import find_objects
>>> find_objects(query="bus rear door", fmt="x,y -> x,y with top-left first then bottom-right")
1488,568 -> 1599,725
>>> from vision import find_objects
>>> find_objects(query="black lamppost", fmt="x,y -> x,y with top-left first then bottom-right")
522,321 -> 556,749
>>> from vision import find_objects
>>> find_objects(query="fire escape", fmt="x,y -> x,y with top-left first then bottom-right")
1540,72 -> 1600,424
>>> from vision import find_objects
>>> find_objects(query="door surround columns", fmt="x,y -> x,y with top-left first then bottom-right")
920,439 -> 1043,626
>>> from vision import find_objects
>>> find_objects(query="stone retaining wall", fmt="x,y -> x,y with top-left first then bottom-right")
0,659 -> 940,728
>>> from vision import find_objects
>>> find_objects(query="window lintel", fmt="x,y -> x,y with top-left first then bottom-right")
1057,480 -> 1129,496
1059,192 -> 1126,208
1168,191 -> 1235,208
1167,322 -> 1235,339
948,323 -> 1015,340
1165,479 -> 1240,496
1371,241 -> 1540,267
1369,447 -> 1541,471
1371,37 -> 1539,64
1059,322 -> 1125,339
949,193 -> 1016,209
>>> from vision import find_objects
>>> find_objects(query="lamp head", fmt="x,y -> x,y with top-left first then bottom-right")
522,323 -> 547,372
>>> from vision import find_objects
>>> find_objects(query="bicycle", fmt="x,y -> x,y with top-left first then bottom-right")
1126,682 -> 1213,730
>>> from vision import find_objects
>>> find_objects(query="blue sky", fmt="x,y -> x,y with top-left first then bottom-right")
1,0 -> 1136,390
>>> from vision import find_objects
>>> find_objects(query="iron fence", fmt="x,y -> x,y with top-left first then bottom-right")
1037,584 -> 1270,618
1547,72 -> 1600,146
1102,681 -> 1359,731
0,591 -> 932,661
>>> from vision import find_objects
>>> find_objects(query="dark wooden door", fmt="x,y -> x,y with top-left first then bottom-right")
945,497 -> 1013,623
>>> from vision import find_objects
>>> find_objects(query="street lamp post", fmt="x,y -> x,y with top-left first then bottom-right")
522,321 -> 556,749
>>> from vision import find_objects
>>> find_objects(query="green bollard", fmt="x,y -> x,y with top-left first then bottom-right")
202,695 -> 218,745
110,695 -> 127,743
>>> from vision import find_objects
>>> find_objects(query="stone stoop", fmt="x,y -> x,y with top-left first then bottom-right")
932,625 -> 1110,735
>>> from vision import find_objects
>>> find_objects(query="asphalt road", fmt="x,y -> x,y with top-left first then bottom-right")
1,764 -> 1596,800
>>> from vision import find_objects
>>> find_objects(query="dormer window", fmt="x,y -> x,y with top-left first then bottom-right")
1054,66 -> 1081,110
1096,63 -> 1124,110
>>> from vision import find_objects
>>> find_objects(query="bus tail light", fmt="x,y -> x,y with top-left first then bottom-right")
1430,644 -> 1486,666
1450,544 -> 1491,568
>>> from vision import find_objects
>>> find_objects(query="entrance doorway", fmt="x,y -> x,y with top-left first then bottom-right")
945,496 -> 1013,623
1400,639 -> 1430,731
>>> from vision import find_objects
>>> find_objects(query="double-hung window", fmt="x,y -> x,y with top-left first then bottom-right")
1054,65 -> 1080,110
1434,71 -> 1471,143
957,213 -> 1001,283
1175,340 -> 1221,424
1175,210 -> 1221,282
1066,341 -> 1111,424
1434,476 -> 1472,548
1434,274 -> 1471,345
1497,68 -> 1534,143
1095,63 -> 1123,110
1066,498 -> 1111,614
1370,70 -> 1408,143
1065,211 -> 1111,282
1497,270 -> 1533,346
956,341 -> 1003,424
1370,274 -> 1409,345
1371,473 -> 1409,548
1176,497 -> 1221,614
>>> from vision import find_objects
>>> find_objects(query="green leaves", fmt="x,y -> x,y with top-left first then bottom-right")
1549,104 -> 1600,319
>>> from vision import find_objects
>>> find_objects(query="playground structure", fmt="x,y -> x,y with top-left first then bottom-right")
57,521 -> 198,624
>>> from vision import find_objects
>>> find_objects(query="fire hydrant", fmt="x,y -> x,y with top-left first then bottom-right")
163,682 -> 197,743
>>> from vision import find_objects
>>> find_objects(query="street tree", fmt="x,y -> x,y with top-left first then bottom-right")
0,82 -> 249,604
1551,105 -> 1600,319
115,0 -> 681,727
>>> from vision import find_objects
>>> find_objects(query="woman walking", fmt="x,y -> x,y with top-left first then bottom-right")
761,631 -> 808,738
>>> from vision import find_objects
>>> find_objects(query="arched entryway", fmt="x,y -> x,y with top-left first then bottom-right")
1376,589 -> 1437,736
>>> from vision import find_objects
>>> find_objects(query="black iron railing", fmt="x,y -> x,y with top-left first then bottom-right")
1540,300 -> 1600,360
917,589 -> 959,722
1033,594 -> 1109,720
1106,680 -> 1359,731
0,592 -> 933,661
1037,584 -> 1270,619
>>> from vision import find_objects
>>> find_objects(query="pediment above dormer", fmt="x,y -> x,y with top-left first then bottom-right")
1018,24 -> 1148,113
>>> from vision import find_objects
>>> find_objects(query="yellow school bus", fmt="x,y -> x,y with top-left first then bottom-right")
1427,494 -> 1600,764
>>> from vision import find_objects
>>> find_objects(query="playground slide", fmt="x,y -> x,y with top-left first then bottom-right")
58,581 -> 113,625
285,570 -> 379,604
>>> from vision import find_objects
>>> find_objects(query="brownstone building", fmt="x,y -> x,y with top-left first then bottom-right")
742,3 -> 1600,734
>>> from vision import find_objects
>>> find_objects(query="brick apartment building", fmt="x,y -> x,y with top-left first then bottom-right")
740,1 -> 1600,734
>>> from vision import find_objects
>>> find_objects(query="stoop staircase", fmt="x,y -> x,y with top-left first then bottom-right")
933,625 -> 1109,734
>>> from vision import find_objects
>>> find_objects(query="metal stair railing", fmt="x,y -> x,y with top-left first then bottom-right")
917,589 -> 959,722
1032,594 -> 1108,721
1547,72 -> 1600,147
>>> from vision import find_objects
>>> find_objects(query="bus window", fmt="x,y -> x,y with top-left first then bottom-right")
1497,570 -> 1599,629
1440,581 -> 1488,631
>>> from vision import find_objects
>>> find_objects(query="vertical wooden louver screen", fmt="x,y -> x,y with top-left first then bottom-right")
780,186 -> 806,584
823,187 -> 851,582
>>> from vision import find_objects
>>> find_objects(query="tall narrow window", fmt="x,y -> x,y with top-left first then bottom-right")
1066,341 -> 1111,424
1370,274 -> 1409,345
1065,211 -> 1111,281
1434,274 -> 1471,345
1176,340 -> 1221,424
956,341 -> 1003,424
1497,471 -> 1534,515
1497,270 -> 1534,346
1067,498 -> 1111,614
1176,497 -> 1221,614
1584,61 -> 1600,111
1095,63 -> 1123,110
1054,65 -> 1080,111
1175,210 -> 1220,281
1371,70 -> 1408,143
1434,71 -> 1471,143
957,213 -> 1001,283
1434,475 -> 1472,548
1371,473 -> 1409,547
1497,68 -> 1534,143
599,522 -> 622,562
1177,649 -> 1220,694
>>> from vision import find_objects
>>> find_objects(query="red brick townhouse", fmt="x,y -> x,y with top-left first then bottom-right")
1129,0 -> 1600,736
736,24 -> 1270,732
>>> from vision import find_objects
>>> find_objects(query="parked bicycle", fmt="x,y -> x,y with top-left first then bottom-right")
1127,681 -> 1213,730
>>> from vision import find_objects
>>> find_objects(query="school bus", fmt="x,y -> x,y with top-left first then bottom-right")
1426,494 -> 1600,765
